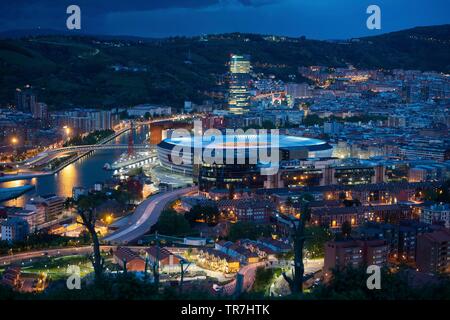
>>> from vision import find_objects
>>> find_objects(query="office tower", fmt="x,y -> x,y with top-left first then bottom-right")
228,54 -> 251,114
15,86 -> 37,113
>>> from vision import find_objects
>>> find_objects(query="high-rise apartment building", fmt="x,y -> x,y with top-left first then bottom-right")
228,54 -> 251,115
15,86 -> 37,113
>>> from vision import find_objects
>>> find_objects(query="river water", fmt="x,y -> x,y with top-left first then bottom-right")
0,125 -> 150,207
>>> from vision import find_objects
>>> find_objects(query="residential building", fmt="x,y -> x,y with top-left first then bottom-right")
7,207 -> 45,232
1,218 -> 29,242
421,203 -> 450,228
1,267 -> 23,289
127,104 -> 172,118
29,195 -> 65,222
215,241 -> 259,265
324,238 -> 388,280
197,248 -> 240,273
113,247 -> 146,271
145,246 -> 181,272
416,229 -> 450,274
235,200 -> 274,223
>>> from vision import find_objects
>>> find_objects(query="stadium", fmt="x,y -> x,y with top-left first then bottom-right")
157,134 -> 333,176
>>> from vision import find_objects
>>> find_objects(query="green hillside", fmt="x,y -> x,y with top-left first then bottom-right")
0,25 -> 449,110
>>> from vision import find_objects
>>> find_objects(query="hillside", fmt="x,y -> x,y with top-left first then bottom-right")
0,25 -> 449,109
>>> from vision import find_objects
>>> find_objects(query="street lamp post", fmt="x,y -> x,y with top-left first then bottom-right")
10,136 -> 19,165
63,126 -> 71,142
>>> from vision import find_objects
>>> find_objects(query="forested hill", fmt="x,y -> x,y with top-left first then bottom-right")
0,24 -> 448,109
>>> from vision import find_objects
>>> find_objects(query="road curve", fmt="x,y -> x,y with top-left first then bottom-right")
220,262 -> 267,295
102,186 -> 197,244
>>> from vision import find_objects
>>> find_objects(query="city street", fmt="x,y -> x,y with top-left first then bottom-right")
0,246 -> 96,266
102,186 -> 197,244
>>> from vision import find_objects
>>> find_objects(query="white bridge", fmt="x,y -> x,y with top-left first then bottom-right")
26,144 -> 155,166
42,144 -> 153,155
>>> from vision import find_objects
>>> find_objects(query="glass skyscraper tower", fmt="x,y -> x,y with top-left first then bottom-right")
228,54 -> 251,115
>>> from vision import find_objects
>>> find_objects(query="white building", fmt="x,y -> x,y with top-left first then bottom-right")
8,208 -> 45,232
127,104 -> 172,117
1,218 -> 29,242
421,203 -> 450,228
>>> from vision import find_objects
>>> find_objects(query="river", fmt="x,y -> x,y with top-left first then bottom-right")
0,125 -> 150,207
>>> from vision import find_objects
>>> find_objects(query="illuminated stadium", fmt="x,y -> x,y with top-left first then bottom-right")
157,134 -> 333,176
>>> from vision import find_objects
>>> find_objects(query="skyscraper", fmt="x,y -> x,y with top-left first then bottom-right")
228,54 -> 251,114
15,86 -> 37,113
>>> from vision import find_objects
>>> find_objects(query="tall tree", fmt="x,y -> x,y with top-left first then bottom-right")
77,197 -> 104,281
282,195 -> 311,294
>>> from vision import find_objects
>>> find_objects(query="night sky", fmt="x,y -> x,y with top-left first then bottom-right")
1,0 -> 449,39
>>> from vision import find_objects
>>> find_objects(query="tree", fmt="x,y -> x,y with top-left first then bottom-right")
228,222 -> 271,242
304,226 -> 332,259
302,114 -> 325,127
185,205 -> 220,225
77,196 -> 105,281
282,195 -> 311,294
251,267 -> 279,294
155,209 -> 192,236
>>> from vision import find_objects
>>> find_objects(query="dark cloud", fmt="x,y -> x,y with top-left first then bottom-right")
0,0 -> 283,30
0,0 -> 448,39
0,0 -> 280,17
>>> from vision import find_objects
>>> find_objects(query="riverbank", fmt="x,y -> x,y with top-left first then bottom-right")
0,126 -> 131,183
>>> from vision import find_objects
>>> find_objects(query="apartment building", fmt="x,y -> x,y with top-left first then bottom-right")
416,229 -> 450,274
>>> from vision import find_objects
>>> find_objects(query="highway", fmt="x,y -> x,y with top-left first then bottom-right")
0,246 -> 96,266
102,186 -> 198,244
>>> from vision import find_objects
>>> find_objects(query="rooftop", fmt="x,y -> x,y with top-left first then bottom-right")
161,134 -> 331,151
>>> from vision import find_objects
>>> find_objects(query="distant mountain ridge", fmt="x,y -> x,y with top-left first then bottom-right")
0,24 -> 448,109
0,28 -> 158,41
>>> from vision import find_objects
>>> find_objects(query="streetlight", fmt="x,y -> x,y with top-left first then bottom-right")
10,137 -> 19,164
105,214 -> 113,224
63,126 -> 71,137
